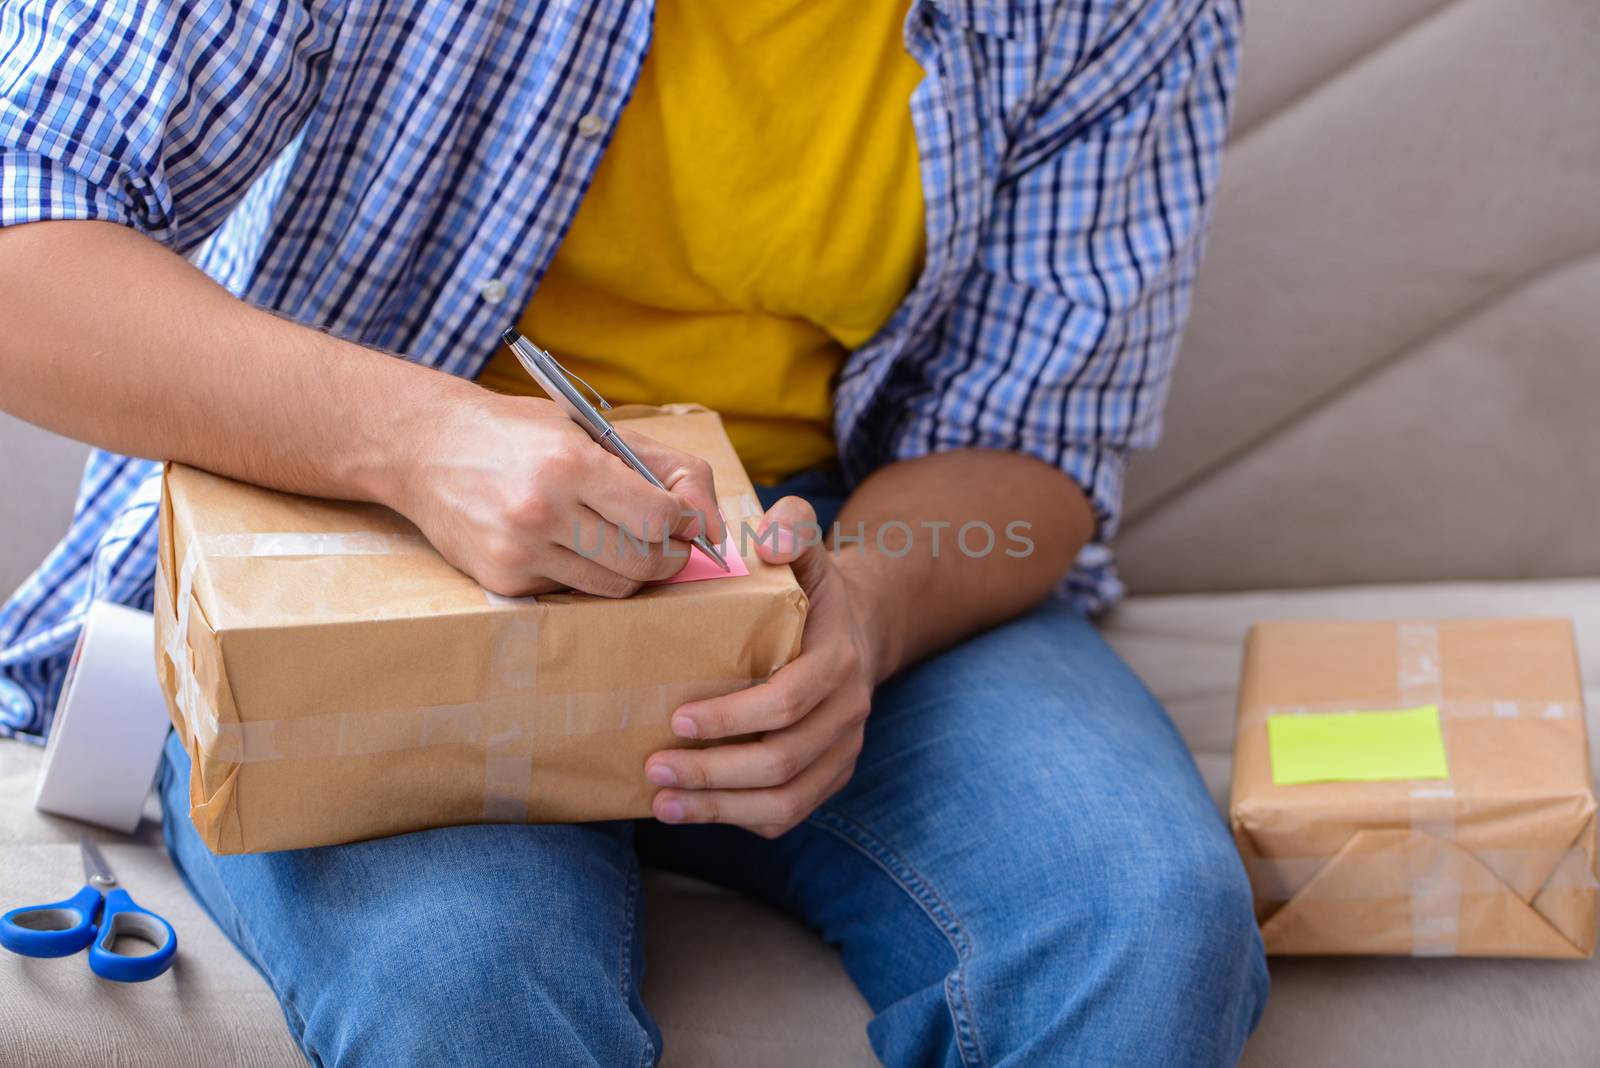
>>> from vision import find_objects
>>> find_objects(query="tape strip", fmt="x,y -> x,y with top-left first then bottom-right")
1396,622 -> 1443,709
1391,625 -> 1458,954
197,532 -> 432,557
164,541 -> 206,739
1408,786 -> 1460,956
722,493 -> 764,522
483,728 -> 536,822
490,616 -> 541,691
193,697 -> 514,762
1240,699 -> 1582,729
184,678 -> 763,764
1244,846 -> 1598,902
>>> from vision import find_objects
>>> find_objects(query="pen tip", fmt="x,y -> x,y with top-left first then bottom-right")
501,328 -> 522,347
698,539 -> 732,572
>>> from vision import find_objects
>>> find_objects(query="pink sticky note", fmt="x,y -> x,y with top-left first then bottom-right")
651,533 -> 748,586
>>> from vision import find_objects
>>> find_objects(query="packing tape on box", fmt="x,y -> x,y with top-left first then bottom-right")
197,530 -> 517,612
1243,845 -> 1599,902
1396,621 -> 1442,708
1394,623 -> 1457,955
1241,698 -> 1582,727
195,521 -> 753,613
1243,622 -> 1581,726
725,493 -> 763,522
165,543 -> 204,740
178,677 -> 763,764
1408,784 -> 1459,955
483,726 -> 536,822
196,532 -> 434,557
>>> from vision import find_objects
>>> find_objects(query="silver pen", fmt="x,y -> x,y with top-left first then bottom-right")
500,328 -> 730,573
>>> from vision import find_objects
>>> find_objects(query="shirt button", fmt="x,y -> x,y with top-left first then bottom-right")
479,278 -> 508,305
576,113 -> 605,138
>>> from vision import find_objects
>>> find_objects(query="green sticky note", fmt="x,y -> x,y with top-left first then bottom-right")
1267,705 -> 1449,785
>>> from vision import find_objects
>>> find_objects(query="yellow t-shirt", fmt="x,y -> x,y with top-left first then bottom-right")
476,0 -> 925,484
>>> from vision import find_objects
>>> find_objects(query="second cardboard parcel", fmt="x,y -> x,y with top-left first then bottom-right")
155,406 -> 807,854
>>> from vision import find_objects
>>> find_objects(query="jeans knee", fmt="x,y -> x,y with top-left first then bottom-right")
303,913 -> 655,1068
1123,838 -> 1270,1040
951,836 -> 1266,1067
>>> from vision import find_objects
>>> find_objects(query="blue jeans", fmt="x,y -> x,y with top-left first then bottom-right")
158,476 -> 1268,1067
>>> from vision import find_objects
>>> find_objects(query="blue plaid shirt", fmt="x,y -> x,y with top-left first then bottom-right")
0,0 -> 1239,738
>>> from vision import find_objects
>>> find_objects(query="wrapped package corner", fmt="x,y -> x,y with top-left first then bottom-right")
154,405 -> 807,854
1230,617 -> 1598,958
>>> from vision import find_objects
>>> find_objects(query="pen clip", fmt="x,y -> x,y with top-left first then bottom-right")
545,350 -> 611,412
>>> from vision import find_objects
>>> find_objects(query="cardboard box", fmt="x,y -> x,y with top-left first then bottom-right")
154,406 -> 806,854
1230,618 -> 1597,957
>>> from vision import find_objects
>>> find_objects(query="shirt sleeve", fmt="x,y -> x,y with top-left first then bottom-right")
0,0 -> 337,251
876,0 -> 1242,543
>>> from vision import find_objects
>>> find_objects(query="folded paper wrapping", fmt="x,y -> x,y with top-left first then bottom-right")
1230,618 -> 1597,957
154,405 -> 808,854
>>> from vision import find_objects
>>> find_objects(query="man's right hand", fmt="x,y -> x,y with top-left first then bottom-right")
390,390 -> 725,598
0,221 -> 723,600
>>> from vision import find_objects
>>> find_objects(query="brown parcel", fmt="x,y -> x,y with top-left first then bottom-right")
154,405 -> 807,854
1230,618 -> 1597,957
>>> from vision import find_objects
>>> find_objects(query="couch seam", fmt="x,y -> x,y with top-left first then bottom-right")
1227,0 -> 1457,144
1123,249 -> 1600,531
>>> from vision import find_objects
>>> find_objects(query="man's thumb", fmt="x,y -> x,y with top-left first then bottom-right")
751,496 -> 821,568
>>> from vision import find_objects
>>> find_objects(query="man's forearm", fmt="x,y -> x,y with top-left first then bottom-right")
830,449 -> 1096,683
0,220 -> 466,505
0,220 -> 729,599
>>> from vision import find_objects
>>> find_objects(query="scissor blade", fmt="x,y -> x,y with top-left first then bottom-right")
80,837 -> 116,887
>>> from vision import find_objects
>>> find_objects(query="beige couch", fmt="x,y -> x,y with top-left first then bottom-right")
2,0 -> 1598,1063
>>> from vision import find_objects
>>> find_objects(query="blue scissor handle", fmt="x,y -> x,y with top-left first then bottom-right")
87,888 -> 177,983
0,883 -> 103,958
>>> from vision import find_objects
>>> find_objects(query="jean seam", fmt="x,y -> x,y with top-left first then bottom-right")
808,809 -> 991,1068
619,859 -> 655,1068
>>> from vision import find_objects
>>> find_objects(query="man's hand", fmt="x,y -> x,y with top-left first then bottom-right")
645,497 -> 879,838
391,390 -> 724,598
642,449 -> 1093,837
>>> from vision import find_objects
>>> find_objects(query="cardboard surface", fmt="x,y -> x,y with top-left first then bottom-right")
1230,618 -> 1597,957
154,406 -> 807,854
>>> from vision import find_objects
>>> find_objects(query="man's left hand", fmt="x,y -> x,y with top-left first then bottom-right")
645,496 -> 881,839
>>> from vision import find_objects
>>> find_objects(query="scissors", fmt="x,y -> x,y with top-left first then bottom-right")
0,837 -> 177,982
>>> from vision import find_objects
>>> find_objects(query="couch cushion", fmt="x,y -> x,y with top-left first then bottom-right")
3,579 -> 1597,1066
1116,0 -> 1600,593
0,744 -> 876,1068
